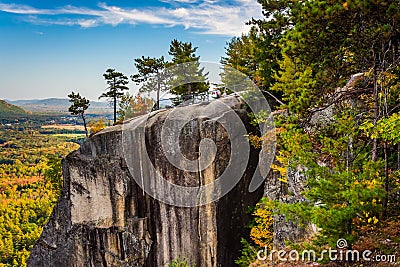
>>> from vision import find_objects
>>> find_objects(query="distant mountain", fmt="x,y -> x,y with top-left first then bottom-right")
0,100 -> 27,117
5,98 -> 112,115
7,98 -> 69,107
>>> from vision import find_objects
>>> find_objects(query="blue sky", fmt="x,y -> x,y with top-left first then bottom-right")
0,0 -> 262,101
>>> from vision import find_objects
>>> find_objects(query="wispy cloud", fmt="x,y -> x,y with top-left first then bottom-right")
0,1 -> 262,36
165,2 -> 260,35
0,3 -> 58,14
159,0 -> 201,4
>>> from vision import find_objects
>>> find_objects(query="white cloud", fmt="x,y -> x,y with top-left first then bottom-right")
0,0 -> 263,36
165,3 -> 259,35
159,0 -> 200,4
0,3 -> 58,14
77,19 -> 99,28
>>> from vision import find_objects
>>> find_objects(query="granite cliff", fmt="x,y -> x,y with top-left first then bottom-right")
28,96 -> 267,267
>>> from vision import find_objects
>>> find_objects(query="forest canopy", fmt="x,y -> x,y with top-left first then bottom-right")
229,0 -> 400,265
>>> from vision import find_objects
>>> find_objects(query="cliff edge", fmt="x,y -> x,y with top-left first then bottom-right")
27,96 -> 265,267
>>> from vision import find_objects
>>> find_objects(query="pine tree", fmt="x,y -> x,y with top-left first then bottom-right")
241,0 -> 400,250
131,56 -> 167,110
100,68 -> 129,124
68,92 -> 89,137
167,39 -> 209,100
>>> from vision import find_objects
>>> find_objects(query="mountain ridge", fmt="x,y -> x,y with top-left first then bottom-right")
5,98 -> 112,115
0,100 -> 28,117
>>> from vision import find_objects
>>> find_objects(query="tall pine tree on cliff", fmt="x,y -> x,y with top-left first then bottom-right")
131,56 -> 167,110
167,39 -> 209,99
100,68 -> 129,124
68,92 -> 90,137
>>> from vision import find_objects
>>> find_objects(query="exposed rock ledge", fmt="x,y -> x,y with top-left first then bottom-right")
27,96 -> 265,267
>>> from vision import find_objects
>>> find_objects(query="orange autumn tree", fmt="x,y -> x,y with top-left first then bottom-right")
250,200 -> 274,249
118,93 -> 154,123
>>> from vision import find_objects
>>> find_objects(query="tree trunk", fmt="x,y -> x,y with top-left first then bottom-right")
157,74 -> 160,110
82,114 -> 88,137
372,71 -> 379,162
188,83 -> 192,104
398,143 -> 400,170
113,96 -> 117,125
383,142 -> 389,218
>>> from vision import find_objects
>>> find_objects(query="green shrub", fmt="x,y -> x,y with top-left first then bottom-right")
167,256 -> 196,267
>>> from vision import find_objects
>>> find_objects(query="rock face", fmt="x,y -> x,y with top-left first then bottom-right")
28,96 -> 265,267
264,165 -> 316,248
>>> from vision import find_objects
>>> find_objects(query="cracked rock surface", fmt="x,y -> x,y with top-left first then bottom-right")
27,96 -> 264,267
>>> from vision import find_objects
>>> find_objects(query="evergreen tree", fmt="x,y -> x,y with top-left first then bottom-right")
220,27 -> 282,106
167,39 -> 209,99
68,92 -> 89,137
100,68 -> 129,124
131,56 -> 167,110
240,0 -> 400,250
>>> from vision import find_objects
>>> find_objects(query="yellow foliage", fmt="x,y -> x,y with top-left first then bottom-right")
88,120 -> 107,135
250,202 -> 274,249
246,133 -> 263,149
367,216 -> 379,224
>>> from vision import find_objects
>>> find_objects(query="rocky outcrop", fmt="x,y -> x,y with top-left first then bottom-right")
264,165 -> 317,248
28,96 -> 266,267
262,74 -> 366,248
